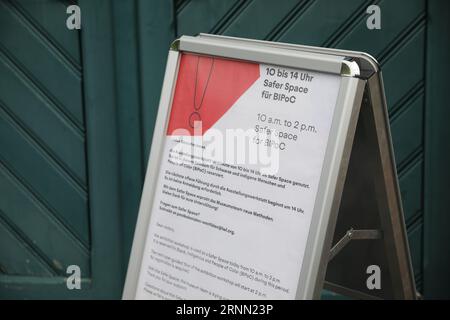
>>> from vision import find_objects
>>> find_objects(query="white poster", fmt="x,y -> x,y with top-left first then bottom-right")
135,53 -> 341,299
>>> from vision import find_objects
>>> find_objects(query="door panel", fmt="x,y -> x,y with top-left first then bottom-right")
0,0 -> 124,298
0,0 -> 89,280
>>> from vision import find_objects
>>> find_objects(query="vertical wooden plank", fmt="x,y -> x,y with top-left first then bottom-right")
110,0 -> 145,277
136,0 -> 175,164
424,0 -> 450,299
79,0 -> 123,298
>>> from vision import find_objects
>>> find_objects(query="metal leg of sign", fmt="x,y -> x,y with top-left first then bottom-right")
322,74 -> 417,300
328,229 -> 383,262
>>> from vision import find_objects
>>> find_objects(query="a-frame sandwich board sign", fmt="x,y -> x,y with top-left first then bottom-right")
123,34 -> 417,300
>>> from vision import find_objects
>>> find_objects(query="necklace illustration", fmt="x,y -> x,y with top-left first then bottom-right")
189,56 -> 215,129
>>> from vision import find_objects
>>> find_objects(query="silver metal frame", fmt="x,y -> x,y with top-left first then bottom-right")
175,35 -> 357,75
296,76 -> 365,299
122,34 -> 416,300
197,34 -> 416,299
122,50 -> 180,299
197,33 -> 379,77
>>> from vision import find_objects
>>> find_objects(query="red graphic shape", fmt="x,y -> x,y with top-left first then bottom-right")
167,53 -> 260,136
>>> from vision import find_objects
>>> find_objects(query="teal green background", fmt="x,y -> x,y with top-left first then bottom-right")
0,0 -> 449,299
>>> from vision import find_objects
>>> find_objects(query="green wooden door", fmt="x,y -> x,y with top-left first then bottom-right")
0,0 -> 125,299
1,0 -> 448,299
